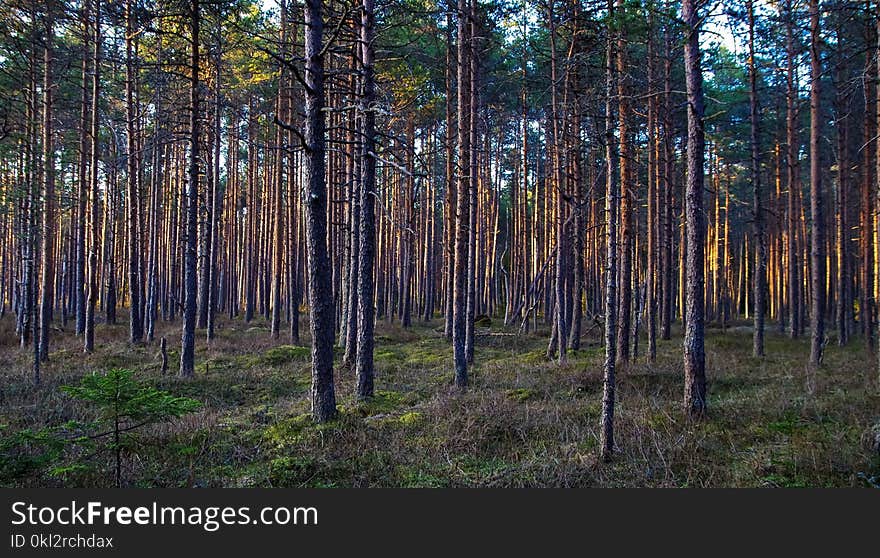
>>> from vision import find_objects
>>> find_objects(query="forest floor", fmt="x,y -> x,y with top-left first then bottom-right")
1,313 -> 879,487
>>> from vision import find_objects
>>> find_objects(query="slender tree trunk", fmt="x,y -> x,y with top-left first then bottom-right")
683,0 -> 707,417
179,0 -> 200,378
452,0 -> 470,388
465,8 -> 478,364
125,0 -> 142,344
615,0 -> 631,364
444,8 -> 455,341
84,0 -> 100,354
646,11 -> 657,363
37,5 -> 55,368
304,0 -> 337,420
875,0 -> 880,380
356,0 -> 377,400
749,0 -> 766,357
75,0 -> 91,337
808,0 -> 825,368
785,1 -> 801,340
600,0 -> 617,462
271,2 -> 288,341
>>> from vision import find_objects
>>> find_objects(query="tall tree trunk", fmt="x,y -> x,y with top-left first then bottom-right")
443,8 -> 455,341
749,0 -> 766,357
356,0 -> 377,400
37,4 -> 55,368
682,0 -> 707,417
875,0 -> 879,380
465,7 -> 478,364
785,0 -> 801,340
84,0 -> 101,354
646,10 -> 657,362
125,0 -> 142,344
271,2 -> 288,341
179,0 -> 200,378
600,0 -> 617,462
549,0 -> 567,364
808,0 -> 825,368
75,0 -> 91,337
304,0 -> 337,421
452,0 -> 470,388
615,0 -> 631,364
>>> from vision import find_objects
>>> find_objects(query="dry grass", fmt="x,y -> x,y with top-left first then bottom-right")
1,313 -> 878,487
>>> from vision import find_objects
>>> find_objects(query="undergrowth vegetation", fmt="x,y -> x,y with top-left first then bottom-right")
1,315 -> 877,487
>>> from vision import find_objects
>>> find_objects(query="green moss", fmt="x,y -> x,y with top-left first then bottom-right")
268,456 -> 319,486
506,388 -> 539,403
398,466 -> 448,487
354,390 -> 410,416
397,411 -> 423,427
263,345 -> 311,366
766,411 -> 807,436
518,350 -> 547,365
263,413 -> 313,448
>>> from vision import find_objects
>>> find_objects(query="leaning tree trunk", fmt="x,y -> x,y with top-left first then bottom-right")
682,0 -> 707,417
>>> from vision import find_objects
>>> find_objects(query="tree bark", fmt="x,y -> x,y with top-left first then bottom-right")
683,0 -> 707,417
749,0 -> 766,357
808,0 -> 825,368
179,0 -> 200,378
304,0 -> 337,420
356,0 -> 377,400
125,0 -> 142,344
600,0 -> 617,461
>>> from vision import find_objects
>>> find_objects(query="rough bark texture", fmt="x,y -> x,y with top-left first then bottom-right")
452,0 -> 470,389
615,0 -> 631,365
749,0 -> 766,357
179,0 -> 200,378
84,1 -> 100,355
304,0 -> 337,421
808,0 -> 825,368
682,0 -> 707,417
600,0 -> 617,462
125,0 -> 142,344
356,0 -> 377,400
37,7 -> 54,369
